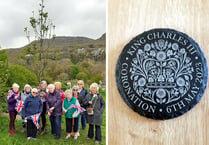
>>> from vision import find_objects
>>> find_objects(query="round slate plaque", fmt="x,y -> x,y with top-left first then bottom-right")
116,28 -> 208,120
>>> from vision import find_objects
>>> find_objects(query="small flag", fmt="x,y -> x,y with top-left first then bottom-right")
67,104 -> 86,114
92,94 -> 97,101
7,90 -> 20,100
31,113 -> 40,129
7,90 -> 13,100
23,118 -> 27,123
67,82 -> 71,88
15,100 -> 24,112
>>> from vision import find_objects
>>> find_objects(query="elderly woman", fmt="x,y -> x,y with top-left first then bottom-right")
77,80 -> 88,130
22,88 -> 43,141
20,84 -> 32,101
7,83 -> 21,136
20,84 -> 32,132
38,80 -> 48,135
63,89 -> 80,140
55,82 -> 65,103
84,83 -> 105,144
72,86 -> 79,99
46,84 -> 62,139
72,85 -> 82,136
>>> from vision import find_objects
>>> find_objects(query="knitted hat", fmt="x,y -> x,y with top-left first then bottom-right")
24,84 -> 32,90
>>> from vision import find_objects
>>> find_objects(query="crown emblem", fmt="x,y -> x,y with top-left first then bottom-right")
130,39 -> 194,104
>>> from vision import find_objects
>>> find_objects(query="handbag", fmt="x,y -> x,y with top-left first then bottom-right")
87,96 -> 97,115
86,107 -> 94,115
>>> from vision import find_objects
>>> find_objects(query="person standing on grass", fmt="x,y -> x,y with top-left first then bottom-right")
77,80 -> 88,130
7,83 -> 21,136
63,89 -> 80,140
20,84 -> 32,132
72,85 -> 82,136
22,88 -> 43,141
46,84 -> 62,139
55,82 -> 65,103
38,80 -> 48,135
84,83 -> 105,144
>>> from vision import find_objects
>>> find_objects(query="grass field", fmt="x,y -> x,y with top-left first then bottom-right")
0,93 -> 106,145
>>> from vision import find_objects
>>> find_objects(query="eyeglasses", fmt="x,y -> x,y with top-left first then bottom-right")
73,90 -> 78,91
32,92 -> 38,94
77,83 -> 82,85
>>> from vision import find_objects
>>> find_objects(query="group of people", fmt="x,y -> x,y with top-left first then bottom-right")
7,80 -> 105,144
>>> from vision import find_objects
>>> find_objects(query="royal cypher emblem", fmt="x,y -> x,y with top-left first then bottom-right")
116,29 -> 208,120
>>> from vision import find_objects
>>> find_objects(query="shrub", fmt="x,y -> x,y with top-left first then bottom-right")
0,50 -> 9,97
7,64 -> 38,89
67,65 -> 79,79
91,74 -> 103,84
76,72 -> 89,82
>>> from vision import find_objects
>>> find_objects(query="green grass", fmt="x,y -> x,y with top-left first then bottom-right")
0,95 -> 106,145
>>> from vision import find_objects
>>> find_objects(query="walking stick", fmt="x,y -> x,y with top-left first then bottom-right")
71,117 -> 74,139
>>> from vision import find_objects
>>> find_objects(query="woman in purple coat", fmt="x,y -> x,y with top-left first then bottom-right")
7,83 -> 21,136
46,84 -> 62,139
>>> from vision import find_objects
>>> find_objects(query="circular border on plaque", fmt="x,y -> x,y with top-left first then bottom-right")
115,28 -> 208,120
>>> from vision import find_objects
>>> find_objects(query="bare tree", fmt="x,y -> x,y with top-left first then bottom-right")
24,0 -> 56,81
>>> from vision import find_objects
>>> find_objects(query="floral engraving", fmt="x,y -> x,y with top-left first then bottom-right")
130,39 -> 194,104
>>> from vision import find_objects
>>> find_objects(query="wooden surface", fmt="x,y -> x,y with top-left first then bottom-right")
108,0 -> 209,145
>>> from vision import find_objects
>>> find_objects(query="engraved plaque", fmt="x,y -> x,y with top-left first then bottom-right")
116,28 -> 208,120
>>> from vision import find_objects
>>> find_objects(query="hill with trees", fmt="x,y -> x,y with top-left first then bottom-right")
4,33 -> 106,89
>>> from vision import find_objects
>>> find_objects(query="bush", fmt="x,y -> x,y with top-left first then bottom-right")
0,98 -> 8,113
7,64 -> 38,89
91,74 -> 103,84
0,50 -> 9,97
76,72 -> 89,82
67,65 -> 79,79
57,73 -> 69,81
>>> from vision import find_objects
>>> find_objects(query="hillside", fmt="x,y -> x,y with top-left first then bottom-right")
6,33 -> 105,61
5,33 -> 106,86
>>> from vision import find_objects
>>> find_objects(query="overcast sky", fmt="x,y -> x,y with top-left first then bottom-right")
0,0 -> 106,49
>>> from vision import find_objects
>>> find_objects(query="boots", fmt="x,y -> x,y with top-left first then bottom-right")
40,128 -> 46,135
12,123 -> 16,131
9,122 -> 16,136
9,130 -> 16,136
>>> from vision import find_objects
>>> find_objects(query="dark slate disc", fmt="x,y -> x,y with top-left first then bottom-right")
116,28 -> 208,120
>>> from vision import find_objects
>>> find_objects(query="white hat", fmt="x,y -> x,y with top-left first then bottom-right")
12,83 -> 20,89
32,88 -> 38,93
24,84 -> 32,90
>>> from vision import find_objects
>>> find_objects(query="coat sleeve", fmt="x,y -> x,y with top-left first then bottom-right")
61,93 -> 65,103
62,99 -> 66,111
84,89 -> 88,96
7,94 -> 16,104
39,98 -> 43,113
78,95 -> 83,106
53,92 -> 62,109
99,95 -> 105,113
46,95 -> 50,112
83,93 -> 90,106
22,97 -> 28,118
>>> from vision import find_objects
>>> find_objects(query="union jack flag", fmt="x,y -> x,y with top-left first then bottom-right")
15,100 -> 24,112
7,90 -> 20,100
31,113 -> 40,129
67,104 -> 86,114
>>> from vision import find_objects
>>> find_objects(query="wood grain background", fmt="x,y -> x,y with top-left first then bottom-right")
108,0 -> 209,145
